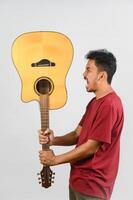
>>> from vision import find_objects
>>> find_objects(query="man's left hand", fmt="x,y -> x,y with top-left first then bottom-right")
39,149 -> 56,166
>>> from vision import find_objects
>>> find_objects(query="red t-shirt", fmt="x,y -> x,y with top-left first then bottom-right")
69,92 -> 124,200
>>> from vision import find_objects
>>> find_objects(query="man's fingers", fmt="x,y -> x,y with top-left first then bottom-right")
38,130 -> 44,134
39,133 -> 49,144
44,128 -> 50,134
39,135 -> 47,139
39,139 -> 49,144
38,128 -> 51,136
38,129 -> 53,145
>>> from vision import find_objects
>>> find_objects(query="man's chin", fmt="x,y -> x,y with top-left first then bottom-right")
86,87 -> 92,92
86,86 -> 94,93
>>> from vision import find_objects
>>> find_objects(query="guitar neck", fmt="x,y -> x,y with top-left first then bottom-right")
39,94 -> 55,188
39,94 -> 50,150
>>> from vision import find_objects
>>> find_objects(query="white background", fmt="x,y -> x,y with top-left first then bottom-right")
0,0 -> 132,199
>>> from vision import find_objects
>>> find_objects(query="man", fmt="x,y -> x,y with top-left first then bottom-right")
39,49 -> 124,200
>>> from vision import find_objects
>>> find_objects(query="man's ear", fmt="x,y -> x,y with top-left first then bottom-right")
96,71 -> 106,83
99,71 -> 107,81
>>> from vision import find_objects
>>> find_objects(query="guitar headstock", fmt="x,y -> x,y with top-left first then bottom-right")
37,166 -> 55,188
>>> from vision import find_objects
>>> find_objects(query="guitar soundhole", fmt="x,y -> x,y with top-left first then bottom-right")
35,77 -> 54,95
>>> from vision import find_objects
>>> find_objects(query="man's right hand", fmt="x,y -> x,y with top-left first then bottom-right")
38,128 -> 54,146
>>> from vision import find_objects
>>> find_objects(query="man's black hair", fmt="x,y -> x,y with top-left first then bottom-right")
85,49 -> 117,84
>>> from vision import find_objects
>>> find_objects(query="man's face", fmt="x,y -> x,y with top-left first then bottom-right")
83,59 -> 100,92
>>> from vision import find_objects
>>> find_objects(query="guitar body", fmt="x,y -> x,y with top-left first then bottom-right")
12,31 -> 74,109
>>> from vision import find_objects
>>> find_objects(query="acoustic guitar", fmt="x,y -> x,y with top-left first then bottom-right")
12,31 -> 74,188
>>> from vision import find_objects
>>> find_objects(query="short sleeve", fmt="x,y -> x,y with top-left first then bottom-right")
89,104 -> 116,144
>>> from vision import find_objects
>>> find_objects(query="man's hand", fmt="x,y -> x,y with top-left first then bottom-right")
38,128 -> 54,146
39,150 -> 56,166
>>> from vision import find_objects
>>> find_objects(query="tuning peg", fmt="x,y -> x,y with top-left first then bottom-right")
52,172 -> 55,175
39,181 -> 42,184
38,177 -> 41,180
51,181 -> 54,183
37,173 -> 40,176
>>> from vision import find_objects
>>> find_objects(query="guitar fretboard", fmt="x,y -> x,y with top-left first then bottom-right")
39,94 -> 50,150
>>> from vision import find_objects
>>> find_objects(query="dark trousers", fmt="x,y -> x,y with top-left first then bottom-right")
69,187 -> 102,200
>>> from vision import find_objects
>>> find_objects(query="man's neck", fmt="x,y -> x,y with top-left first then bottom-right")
95,85 -> 114,100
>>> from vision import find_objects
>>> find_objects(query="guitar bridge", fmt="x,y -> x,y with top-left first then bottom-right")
31,59 -> 55,67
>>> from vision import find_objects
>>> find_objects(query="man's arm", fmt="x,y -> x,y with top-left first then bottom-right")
52,125 -> 82,146
39,139 -> 101,166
